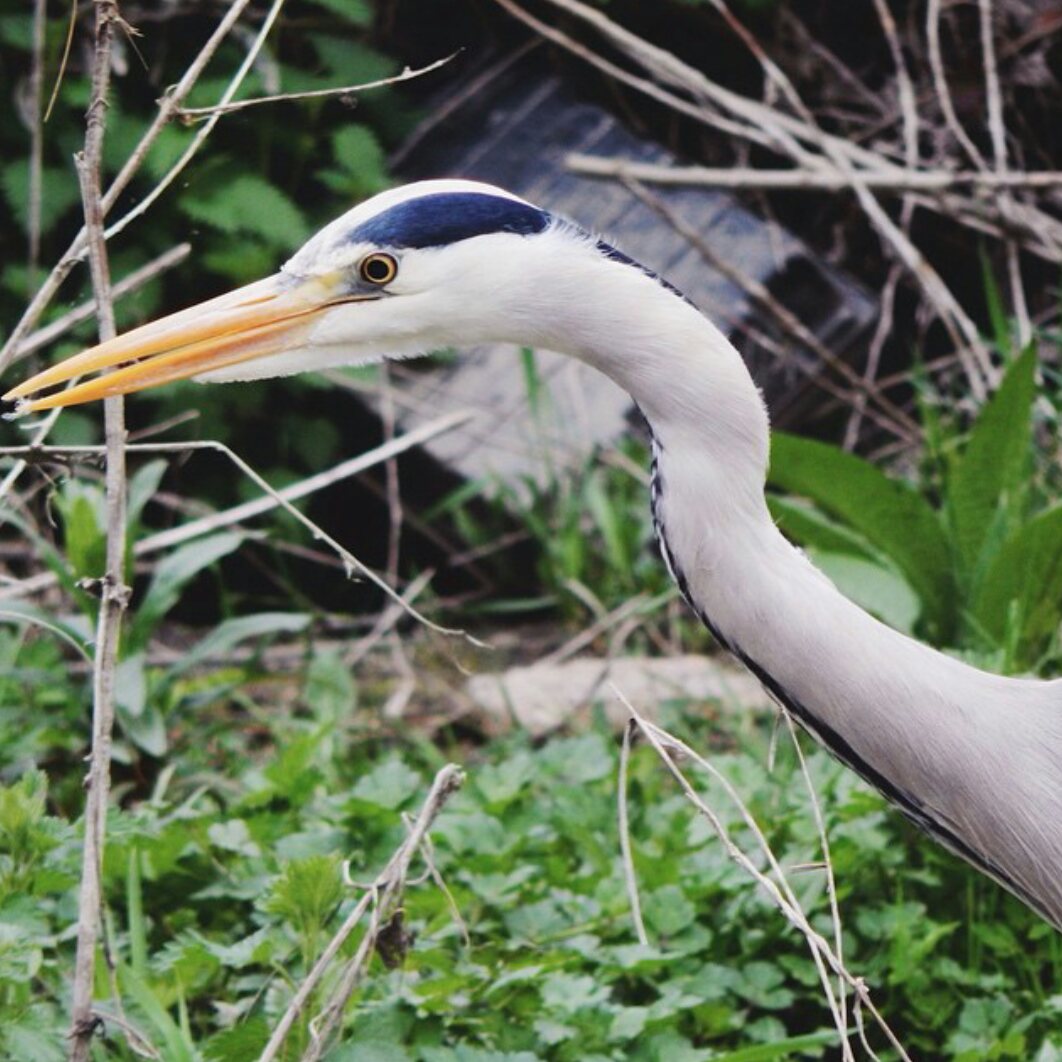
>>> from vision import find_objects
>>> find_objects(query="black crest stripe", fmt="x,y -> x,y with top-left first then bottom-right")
348,193 -> 550,249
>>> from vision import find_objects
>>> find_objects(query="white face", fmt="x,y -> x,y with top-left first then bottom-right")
5,178 -> 647,415
197,179 -> 580,383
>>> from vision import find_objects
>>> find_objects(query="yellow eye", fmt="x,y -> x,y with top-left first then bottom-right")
359,252 -> 398,285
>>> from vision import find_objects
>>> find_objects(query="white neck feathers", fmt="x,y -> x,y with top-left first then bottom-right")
553,248 -> 1062,930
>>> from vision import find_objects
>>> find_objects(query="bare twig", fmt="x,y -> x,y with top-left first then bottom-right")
618,720 -> 649,946
0,0 -> 257,374
782,713 -> 851,1059
927,0 -> 986,169
978,0 -> 1031,347
69,3 -> 127,1057
13,244 -> 191,365
101,0 -> 288,248
28,0 -> 47,276
508,0 -> 994,394
175,55 -> 456,120
1,436 -> 483,643
614,688 -> 911,1060
259,765 -> 465,1062
565,155 -> 1062,191
0,412 -> 473,606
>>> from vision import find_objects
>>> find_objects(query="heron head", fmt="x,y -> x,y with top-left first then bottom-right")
4,179 -> 596,414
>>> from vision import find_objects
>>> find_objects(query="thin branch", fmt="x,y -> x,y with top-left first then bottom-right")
927,0 -> 986,169
0,0 -> 257,374
69,2 -> 127,1057
13,244 -> 191,364
618,721 -> 649,946
259,765 -> 465,1062
28,0 -> 47,276
509,0 -> 994,394
565,155 -> 1062,191
100,0 -> 288,248
174,55 -> 456,120
614,688 -> 911,1060
0,412 -> 473,605
0,436 -> 482,643
782,713 -> 851,1060
978,0 -> 1031,347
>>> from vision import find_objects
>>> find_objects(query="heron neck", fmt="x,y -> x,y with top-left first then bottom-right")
557,267 -> 1062,929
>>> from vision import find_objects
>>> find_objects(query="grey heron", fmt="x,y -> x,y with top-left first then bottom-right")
8,179 -> 1062,931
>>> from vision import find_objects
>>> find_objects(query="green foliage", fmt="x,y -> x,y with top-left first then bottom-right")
0,692 -> 1058,1058
769,348 -> 1062,671
0,0 -> 398,486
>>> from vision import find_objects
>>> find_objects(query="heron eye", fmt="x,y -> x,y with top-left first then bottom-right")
359,252 -> 398,285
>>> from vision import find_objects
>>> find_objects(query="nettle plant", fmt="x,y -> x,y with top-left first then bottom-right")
768,346 -> 1062,675
1,459 -> 310,763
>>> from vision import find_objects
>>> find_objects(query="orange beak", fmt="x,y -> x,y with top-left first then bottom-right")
4,272 -> 364,416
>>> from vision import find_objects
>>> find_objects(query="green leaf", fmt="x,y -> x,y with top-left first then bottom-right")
768,495 -> 879,561
980,250 -> 1013,354
305,0 -> 373,24
264,854 -> 344,939
203,1017 -> 270,1062
351,757 -> 422,810
970,504 -> 1062,668
0,160 -> 80,237
948,346 -> 1037,580
713,1030 -> 843,1060
54,481 -> 107,581
119,964 -> 197,1062
171,612 -> 310,677
320,124 -> 389,199
129,532 -> 246,649
809,550 -> 921,635
769,432 -> 955,638
0,603 -> 91,662
305,649 -> 357,722
126,460 -> 168,538
182,174 -> 308,250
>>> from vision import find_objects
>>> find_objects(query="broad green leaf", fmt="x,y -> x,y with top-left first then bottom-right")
129,531 -> 246,649
714,1030 -> 843,1060
810,550 -> 921,635
0,603 -> 91,662
305,649 -> 356,721
119,965 -> 197,1062
126,460 -> 168,537
320,124 -> 389,199
0,160 -> 80,237
351,756 -> 422,810
305,0 -> 373,24
948,346 -> 1037,579
182,174 -> 308,250
114,654 -> 168,756
264,854 -> 343,938
170,611 -> 310,677
54,481 -> 107,580
769,433 -> 955,637
768,496 -> 879,560
970,504 -> 1062,669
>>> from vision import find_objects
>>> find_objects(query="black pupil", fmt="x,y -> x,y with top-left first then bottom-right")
365,256 -> 392,282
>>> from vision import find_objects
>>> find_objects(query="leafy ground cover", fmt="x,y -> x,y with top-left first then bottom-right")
1,642 -> 1061,1059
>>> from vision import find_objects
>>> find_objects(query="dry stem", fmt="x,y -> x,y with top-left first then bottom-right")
175,55 -> 456,120
69,3 -> 127,1058
259,765 -> 465,1062
615,688 -> 911,1060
